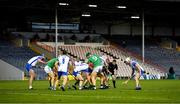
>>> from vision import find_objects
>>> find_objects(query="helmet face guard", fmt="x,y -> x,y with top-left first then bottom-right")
86,52 -> 91,57
124,57 -> 130,63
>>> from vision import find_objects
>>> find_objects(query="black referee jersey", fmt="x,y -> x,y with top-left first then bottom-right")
108,62 -> 118,75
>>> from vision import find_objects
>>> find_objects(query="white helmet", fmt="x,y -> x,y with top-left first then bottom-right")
125,57 -> 131,62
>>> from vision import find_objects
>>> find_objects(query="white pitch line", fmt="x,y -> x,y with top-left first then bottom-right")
0,92 -> 174,101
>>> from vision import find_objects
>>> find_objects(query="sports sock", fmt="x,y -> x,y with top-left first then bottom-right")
74,80 -> 80,86
49,80 -> 52,87
79,86 -> 82,90
113,80 -> 116,88
29,86 -> 32,89
100,84 -> 104,88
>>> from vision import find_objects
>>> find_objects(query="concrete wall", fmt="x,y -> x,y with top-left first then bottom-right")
154,27 -> 172,36
111,23 -> 131,35
91,22 -> 177,36
12,22 -> 180,36
0,59 -> 24,80
92,24 -> 108,34
41,42 -> 109,47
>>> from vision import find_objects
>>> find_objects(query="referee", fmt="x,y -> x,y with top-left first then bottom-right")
108,60 -> 118,88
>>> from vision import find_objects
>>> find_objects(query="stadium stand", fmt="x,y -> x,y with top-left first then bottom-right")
99,46 -> 165,77
0,35 -> 167,79
0,40 -> 46,79
103,35 -> 180,76
125,44 -> 180,75
36,41 -> 165,78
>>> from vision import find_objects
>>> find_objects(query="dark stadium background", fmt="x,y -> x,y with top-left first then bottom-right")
0,0 -> 180,103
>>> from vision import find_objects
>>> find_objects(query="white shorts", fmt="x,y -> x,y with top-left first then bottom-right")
58,65 -> 68,72
44,65 -> 53,74
93,66 -> 103,73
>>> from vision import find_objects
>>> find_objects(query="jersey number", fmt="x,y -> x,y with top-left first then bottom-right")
92,56 -> 98,61
62,58 -> 65,64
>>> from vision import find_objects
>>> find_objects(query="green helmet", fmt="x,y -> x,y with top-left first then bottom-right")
86,52 -> 91,57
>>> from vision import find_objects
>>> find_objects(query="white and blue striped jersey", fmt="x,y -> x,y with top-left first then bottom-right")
130,61 -> 144,72
27,56 -> 44,66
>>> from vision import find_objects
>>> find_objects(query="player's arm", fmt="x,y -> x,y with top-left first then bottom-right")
85,59 -> 89,63
135,63 -> 142,73
38,58 -> 47,64
68,60 -> 74,74
130,69 -> 135,79
86,58 -> 91,64
69,60 -> 73,66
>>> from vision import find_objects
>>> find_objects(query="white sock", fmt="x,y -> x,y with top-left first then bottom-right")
79,86 -> 82,90
29,86 -> 32,89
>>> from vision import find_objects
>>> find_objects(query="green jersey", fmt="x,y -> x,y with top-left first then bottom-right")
88,54 -> 102,68
47,58 -> 58,68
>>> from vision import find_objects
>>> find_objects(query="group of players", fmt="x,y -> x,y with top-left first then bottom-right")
26,50 -> 145,91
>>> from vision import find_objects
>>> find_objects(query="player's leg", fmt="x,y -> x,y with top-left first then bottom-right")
48,72 -> 55,89
47,74 -> 52,89
103,71 -> 110,88
112,75 -> 116,88
44,66 -> 54,89
72,71 -> 78,90
53,71 -> 58,90
67,77 -> 71,89
74,79 -> 80,86
53,66 -> 58,88
85,70 -> 92,85
80,65 -> 92,88
54,79 -> 59,90
48,75 -> 52,88
72,79 -> 79,90
101,66 -> 108,88
82,79 -> 88,88
103,72 -> 108,85
135,72 -> 141,90
61,72 -> 68,91
98,73 -> 105,89
86,73 -> 92,84
104,73 -> 111,87
29,69 -> 35,89
82,69 -> 92,88
97,66 -> 105,89
54,71 -> 61,90
54,78 -> 59,90
91,71 -> 97,90
91,66 -> 103,90
76,74 -> 84,90
61,76 -> 67,91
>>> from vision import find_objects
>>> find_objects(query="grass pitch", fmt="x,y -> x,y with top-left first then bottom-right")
0,80 -> 180,103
